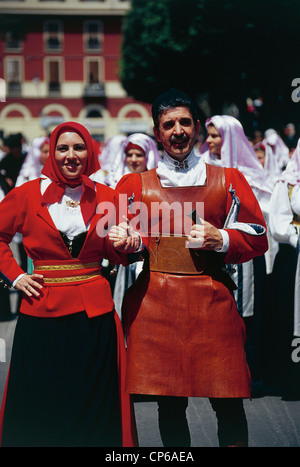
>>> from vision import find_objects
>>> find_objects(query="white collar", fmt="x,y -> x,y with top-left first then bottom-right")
156,149 -> 207,187
40,177 -> 83,196
161,149 -> 200,171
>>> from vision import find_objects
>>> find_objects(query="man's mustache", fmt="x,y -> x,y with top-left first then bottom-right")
170,134 -> 189,143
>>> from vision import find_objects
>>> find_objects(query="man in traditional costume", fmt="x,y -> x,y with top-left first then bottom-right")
116,89 -> 268,447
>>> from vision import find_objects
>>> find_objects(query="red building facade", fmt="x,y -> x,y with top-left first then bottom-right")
0,0 -> 152,143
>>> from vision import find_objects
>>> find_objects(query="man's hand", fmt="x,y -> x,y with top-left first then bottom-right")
108,216 -> 141,253
186,219 -> 223,250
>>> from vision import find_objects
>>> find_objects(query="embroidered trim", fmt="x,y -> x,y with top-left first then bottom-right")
42,272 -> 101,284
34,261 -> 100,271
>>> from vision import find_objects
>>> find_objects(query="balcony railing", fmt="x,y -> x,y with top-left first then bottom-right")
83,82 -> 105,97
48,82 -> 61,95
7,82 -> 22,96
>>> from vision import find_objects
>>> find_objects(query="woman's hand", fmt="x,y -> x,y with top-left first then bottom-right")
108,216 -> 141,253
15,273 -> 44,297
186,219 -> 223,250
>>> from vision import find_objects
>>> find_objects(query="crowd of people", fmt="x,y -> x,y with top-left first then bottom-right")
0,89 -> 299,447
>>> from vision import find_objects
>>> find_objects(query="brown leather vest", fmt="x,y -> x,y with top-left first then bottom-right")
140,164 -> 228,275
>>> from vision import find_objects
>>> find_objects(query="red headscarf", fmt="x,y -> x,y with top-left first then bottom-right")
41,121 -> 100,226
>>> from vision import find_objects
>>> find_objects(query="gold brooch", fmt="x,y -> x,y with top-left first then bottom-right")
66,200 -> 80,208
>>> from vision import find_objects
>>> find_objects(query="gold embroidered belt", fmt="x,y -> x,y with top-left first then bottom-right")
33,259 -> 102,286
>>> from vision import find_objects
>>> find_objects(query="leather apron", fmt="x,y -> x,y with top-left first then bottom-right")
122,164 -> 251,398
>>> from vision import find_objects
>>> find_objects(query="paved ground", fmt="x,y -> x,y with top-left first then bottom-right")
1,317 -> 300,447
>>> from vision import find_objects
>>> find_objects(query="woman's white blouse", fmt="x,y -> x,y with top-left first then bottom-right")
41,178 -> 88,240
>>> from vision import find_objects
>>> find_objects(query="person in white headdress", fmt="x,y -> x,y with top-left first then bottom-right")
253,140 -> 280,274
253,141 -> 282,275
201,115 -> 274,270
104,133 -> 161,189
90,137 -> 118,184
263,128 -> 290,172
253,141 -> 282,188
15,136 -> 50,187
267,138 -> 300,398
15,137 -> 50,286
98,135 -> 127,177
109,133 -> 161,317
201,116 -> 273,206
201,115 -> 273,383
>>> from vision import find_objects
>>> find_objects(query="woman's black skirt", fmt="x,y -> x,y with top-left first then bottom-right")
1,311 -> 122,447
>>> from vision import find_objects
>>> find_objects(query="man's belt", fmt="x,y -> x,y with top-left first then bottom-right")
147,235 -> 223,275
33,259 -> 102,286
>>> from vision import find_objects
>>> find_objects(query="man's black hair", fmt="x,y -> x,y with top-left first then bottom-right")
151,88 -> 199,129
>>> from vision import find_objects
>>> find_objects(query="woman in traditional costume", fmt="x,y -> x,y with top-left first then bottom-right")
0,121 -> 138,446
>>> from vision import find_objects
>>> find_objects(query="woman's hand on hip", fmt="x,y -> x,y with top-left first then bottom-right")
15,273 -> 44,297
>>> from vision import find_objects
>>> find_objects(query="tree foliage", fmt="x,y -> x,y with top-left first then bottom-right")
120,0 -> 300,131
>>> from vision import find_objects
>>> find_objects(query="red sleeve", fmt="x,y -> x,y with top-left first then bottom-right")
223,168 -> 268,264
0,186 -> 27,284
95,183 -> 131,267
116,173 -> 148,249
116,173 -> 143,203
